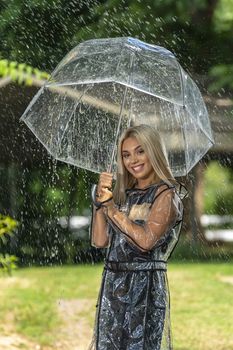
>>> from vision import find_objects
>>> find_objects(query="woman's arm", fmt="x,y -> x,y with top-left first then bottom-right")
90,172 -> 113,248
90,206 -> 109,248
104,185 -> 183,251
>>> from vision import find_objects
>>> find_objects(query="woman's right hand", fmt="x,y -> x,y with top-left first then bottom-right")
97,172 -> 113,203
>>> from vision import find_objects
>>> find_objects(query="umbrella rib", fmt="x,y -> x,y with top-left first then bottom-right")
179,68 -> 214,145
46,84 -> 126,116
57,89 -> 88,153
185,107 -> 215,143
47,81 -> 184,107
195,120 -> 215,143
177,62 -> 185,107
186,144 -> 213,173
181,106 -> 189,175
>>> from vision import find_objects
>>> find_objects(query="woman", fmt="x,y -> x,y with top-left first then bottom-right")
89,124 -> 184,350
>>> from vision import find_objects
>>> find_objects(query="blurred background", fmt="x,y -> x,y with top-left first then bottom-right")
0,1 -> 232,349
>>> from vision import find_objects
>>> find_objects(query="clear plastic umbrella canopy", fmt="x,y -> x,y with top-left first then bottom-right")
21,37 -> 214,176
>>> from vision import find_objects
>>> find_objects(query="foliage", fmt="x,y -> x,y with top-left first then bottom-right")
209,64 -> 233,91
0,214 -> 18,275
171,237 -> 233,261
0,59 -> 49,85
0,253 -> 18,275
0,0 -> 232,91
0,163 -> 99,266
0,213 -> 17,243
213,0 -> 233,32
203,161 -> 233,215
0,0 -> 101,71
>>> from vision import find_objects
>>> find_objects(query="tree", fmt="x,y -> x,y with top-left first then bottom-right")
0,0 -> 232,92
0,0 -> 101,71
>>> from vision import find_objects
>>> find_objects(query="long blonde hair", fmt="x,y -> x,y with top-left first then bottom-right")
113,124 -> 177,205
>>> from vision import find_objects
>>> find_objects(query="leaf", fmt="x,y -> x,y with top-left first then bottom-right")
0,214 -> 18,243
0,59 -> 50,86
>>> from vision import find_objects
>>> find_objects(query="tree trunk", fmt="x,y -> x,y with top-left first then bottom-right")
180,162 -> 207,244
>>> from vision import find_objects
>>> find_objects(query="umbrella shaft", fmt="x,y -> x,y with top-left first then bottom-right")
108,53 -> 135,173
108,85 -> 128,173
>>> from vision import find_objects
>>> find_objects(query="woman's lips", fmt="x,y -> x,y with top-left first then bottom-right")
131,164 -> 144,173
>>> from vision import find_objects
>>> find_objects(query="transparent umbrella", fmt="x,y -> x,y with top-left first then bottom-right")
20,37 -> 214,176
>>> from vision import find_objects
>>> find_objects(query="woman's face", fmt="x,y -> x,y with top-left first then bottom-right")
122,136 -> 155,183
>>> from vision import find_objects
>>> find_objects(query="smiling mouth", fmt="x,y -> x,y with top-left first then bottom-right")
131,164 -> 144,173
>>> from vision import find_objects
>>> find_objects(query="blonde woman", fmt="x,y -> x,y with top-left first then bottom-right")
89,124 -> 184,350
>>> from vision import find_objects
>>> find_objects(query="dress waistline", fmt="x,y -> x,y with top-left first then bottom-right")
104,260 -> 167,272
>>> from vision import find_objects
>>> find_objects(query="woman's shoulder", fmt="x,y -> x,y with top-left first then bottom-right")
154,180 -> 174,192
125,180 -> 185,202
154,181 -> 185,204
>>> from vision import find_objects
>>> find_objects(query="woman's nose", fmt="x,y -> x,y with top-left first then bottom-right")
131,154 -> 138,163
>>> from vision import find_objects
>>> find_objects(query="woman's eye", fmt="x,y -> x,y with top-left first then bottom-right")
122,154 -> 129,159
137,149 -> 144,155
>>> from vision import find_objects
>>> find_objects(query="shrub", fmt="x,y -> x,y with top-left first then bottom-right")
0,214 -> 18,276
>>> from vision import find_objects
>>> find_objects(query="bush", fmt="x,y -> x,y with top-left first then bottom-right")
0,254 -> 18,276
171,236 -> 233,262
204,161 -> 233,215
0,214 -> 18,275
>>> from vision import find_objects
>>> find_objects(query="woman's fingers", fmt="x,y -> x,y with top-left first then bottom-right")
98,172 -> 113,189
100,172 -> 113,182
98,187 -> 113,202
97,172 -> 113,199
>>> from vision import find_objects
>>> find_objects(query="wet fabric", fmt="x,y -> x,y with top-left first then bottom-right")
89,182 -> 183,350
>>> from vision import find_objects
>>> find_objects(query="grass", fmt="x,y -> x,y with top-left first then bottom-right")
0,262 -> 233,349
168,262 -> 233,350
0,264 -> 102,345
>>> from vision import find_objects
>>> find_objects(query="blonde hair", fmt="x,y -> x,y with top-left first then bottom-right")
113,124 -> 177,205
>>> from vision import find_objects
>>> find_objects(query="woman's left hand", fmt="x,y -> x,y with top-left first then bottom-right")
99,187 -> 113,203
97,172 -> 113,203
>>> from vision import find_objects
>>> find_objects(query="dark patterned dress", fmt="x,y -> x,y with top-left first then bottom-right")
89,182 -> 183,350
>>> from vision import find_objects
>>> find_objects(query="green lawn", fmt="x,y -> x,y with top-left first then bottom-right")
0,262 -> 233,349
168,263 -> 233,350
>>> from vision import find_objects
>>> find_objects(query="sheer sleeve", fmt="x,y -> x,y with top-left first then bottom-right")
106,185 -> 183,252
90,206 -> 110,248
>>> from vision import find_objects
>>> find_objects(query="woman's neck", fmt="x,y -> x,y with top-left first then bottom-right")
136,175 -> 161,189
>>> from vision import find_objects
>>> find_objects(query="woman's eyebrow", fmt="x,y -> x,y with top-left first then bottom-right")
122,145 -> 142,153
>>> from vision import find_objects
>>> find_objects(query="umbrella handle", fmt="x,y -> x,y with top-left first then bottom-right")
91,184 -> 113,209
91,184 -> 98,202
91,184 -> 102,210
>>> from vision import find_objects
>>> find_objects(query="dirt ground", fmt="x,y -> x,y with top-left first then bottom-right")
0,298 -> 96,350
218,275 -> 233,285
